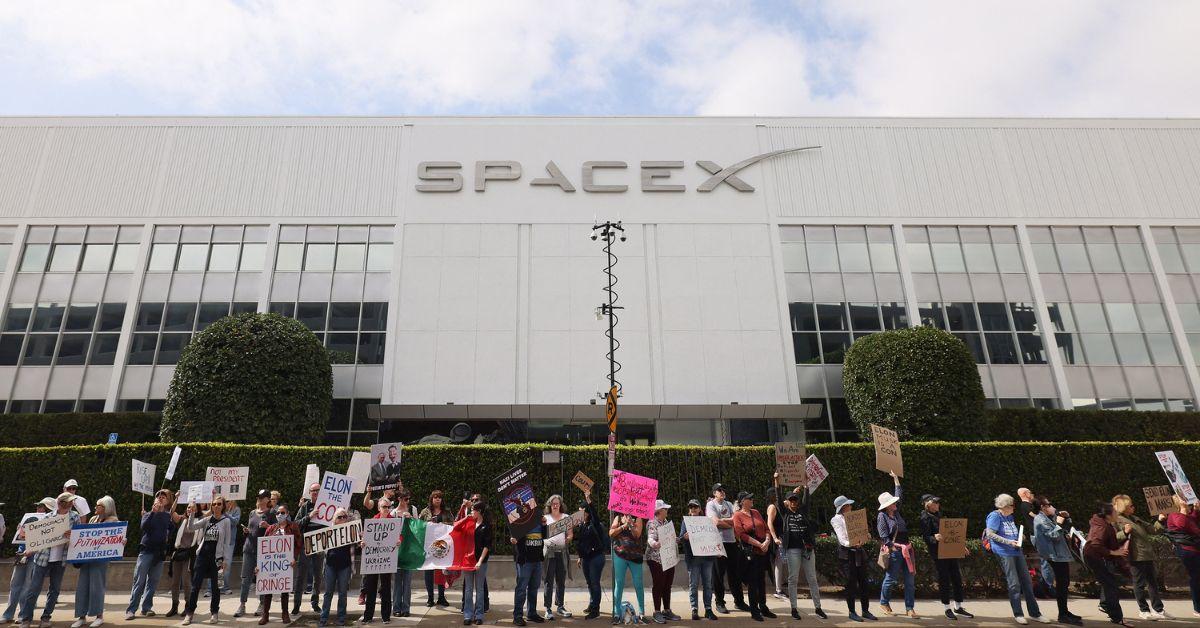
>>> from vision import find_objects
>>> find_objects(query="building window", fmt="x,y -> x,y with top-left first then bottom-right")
269,301 -> 389,364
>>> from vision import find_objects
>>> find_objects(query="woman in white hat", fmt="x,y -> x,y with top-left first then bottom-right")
646,499 -> 679,624
830,495 -> 875,622
876,471 -> 918,618
73,496 -> 118,628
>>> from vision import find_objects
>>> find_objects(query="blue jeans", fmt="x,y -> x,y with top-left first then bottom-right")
127,551 -> 164,614
20,560 -> 65,622
687,558 -> 714,611
514,562 -> 543,620
879,549 -> 915,610
1039,558 -> 1055,588
997,553 -> 1041,618
75,562 -> 109,618
463,563 -> 489,620
239,550 -> 257,604
320,564 -> 351,624
2,561 -> 28,621
391,569 -> 413,615
581,553 -> 606,612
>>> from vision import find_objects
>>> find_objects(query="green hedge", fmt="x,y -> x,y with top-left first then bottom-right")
2,442 -> 1197,561
983,408 -> 1200,442
0,412 -> 161,447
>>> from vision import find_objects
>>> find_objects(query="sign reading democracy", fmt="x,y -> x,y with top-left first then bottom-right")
256,535 -> 295,594
11,513 -> 46,544
657,520 -> 679,570
938,518 -> 968,559
805,454 -> 829,493
311,471 -> 355,527
304,519 -> 362,555
871,424 -> 904,477
774,443 -> 807,487
496,465 -> 539,538
1156,450 -> 1198,504
132,459 -> 156,496
67,522 -> 128,563
24,514 -> 71,553
205,466 -> 249,501
1144,485 -> 1176,517
608,470 -> 658,520
361,519 -> 402,575
681,516 -> 725,557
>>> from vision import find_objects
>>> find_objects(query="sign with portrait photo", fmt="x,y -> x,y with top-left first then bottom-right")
495,465 -> 539,538
1156,450 -> 1198,504
367,443 -> 403,492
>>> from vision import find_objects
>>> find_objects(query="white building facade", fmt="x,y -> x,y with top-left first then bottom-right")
1,117 -> 1198,445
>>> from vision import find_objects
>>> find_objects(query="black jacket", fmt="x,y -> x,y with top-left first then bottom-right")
918,509 -> 941,557
575,502 -> 610,559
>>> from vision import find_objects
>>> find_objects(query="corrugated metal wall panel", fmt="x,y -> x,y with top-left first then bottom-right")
0,127 -> 47,218
999,127 -> 1140,220
1118,128 -> 1200,220
27,126 -> 168,218
765,125 -> 901,218
887,126 -> 1015,219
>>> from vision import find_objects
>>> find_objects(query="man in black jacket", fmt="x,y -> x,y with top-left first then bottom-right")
918,495 -> 973,621
293,483 -> 323,615
575,490 -> 610,620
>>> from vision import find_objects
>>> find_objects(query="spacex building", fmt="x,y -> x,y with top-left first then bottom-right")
1,117 -> 1199,445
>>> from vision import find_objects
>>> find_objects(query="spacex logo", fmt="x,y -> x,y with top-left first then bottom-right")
415,146 -> 820,193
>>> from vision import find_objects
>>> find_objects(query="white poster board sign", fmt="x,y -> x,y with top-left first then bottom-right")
302,464 -> 320,497
66,522 -> 128,563
657,520 -> 679,570
303,520 -> 362,555
165,446 -> 182,481
1156,450 -> 1198,504
10,513 -> 46,544
682,516 -> 726,557
805,454 -> 829,494
346,452 -> 372,494
180,481 -> 216,505
361,518 -> 402,575
205,466 -> 249,501
132,459 -> 156,496
256,535 -> 295,594
24,514 -> 71,553
311,471 -> 355,527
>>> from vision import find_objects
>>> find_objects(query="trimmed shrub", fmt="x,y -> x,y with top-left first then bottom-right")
0,412 -> 161,447
160,313 -> 332,444
984,407 -> 1200,442
843,327 -> 986,440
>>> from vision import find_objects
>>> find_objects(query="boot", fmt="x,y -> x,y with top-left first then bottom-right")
259,598 -> 272,625
281,607 -> 291,625
166,601 -> 179,618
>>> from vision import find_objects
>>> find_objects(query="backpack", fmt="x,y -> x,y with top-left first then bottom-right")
619,602 -> 642,624
1164,529 -> 1200,548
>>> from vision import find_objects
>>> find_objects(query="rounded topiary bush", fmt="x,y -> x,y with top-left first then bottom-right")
161,313 -> 332,444
842,326 -> 985,440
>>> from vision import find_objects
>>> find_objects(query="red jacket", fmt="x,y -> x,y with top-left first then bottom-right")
1083,514 -> 1119,562
265,521 -> 303,560
1168,509 -> 1200,553
733,509 -> 769,556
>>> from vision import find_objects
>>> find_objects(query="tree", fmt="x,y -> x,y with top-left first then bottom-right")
842,326 -> 985,440
161,313 -> 333,444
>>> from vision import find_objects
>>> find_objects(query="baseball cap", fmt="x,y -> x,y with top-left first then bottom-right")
736,491 -> 754,502
921,494 -> 941,504
63,479 -> 79,489
36,497 -> 57,510
654,499 -> 671,511
256,489 -> 271,499
785,492 -> 801,502
687,499 -> 702,508
711,483 -> 725,493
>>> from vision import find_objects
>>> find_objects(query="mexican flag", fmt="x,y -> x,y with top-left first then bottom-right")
397,517 -> 477,571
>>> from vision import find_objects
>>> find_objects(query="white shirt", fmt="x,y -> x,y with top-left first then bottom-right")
830,513 -> 850,547
706,499 -> 735,543
544,513 -> 567,550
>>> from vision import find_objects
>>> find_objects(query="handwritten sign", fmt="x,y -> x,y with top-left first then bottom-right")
24,514 -> 71,553
608,470 -> 658,520
1156,450 -> 1197,504
870,424 -> 903,477
165,446 -> 182,480
1143,485 -> 1176,517
657,520 -> 679,570
938,518 -> 968,559
805,454 -> 829,493
312,471 -> 355,527
181,481 -> 216,505
256,535 -> 295,594
547,511 -> 586,540
775,443 -> 807,486
361,519 -> 402,575
11,513 -> 46,544
844,508 -> 871,547
205,466 -> 249,501
572,471 -> 595,494
682,516 -> 725,557
67,522 -> 128,563
303,519 -> 362,555
495,465 -> 539,538
132,459 -> 156,496
346,451 -> 372,494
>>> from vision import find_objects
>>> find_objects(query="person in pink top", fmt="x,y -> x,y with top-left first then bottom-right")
1166,494 -> 1200,617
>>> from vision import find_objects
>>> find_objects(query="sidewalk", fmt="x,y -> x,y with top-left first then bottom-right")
4,589 -> 1197,628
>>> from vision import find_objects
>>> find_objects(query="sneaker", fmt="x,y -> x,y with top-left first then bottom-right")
476,621 -> 483,626
1140,612 -> 1154,621
848,613 -> 863,623
305,587 -> 314,595
586,610 -> 600,620
72,620 -> 87,628
773,594 -> 787,600
1059,616 -> 1083,626
253,606 -> 262,618
38,620 -> 50,628
529,616 -> 545,624
463,621 -> 471,626
557,608 -> 573,619
437,599 -> 451,609
90,621 -> 104,628
861,611 -> 878,621
360,619 -> 373,625
665,611 -> 681,621
715,605 -> 728,615
945,610 -> 957,621
650,613 -> 664,624
1015,618 -> 1028,625
609,618 -> 619,626
206,614 -> 219,625
222,590 -> 233,596
734,603 -> 753,614
704,610 -> 718,621
425,601 -> 435,609
544,610 -> 554,621
1032,616 -> 1051,624
750,613 -> 763,623
692,611 -> 700,621
234,605 -> 245,618
514,618 -> 527,627
790,609 -> 800,620
1157,611 -> 1173,620
954,609 -> 974,619
760,609 -> 777,620
125,614 -> 136,622
814,608 -> 827,620
181,616 -> 193,627
204,591 -> 211,598
17,622 -> 30,628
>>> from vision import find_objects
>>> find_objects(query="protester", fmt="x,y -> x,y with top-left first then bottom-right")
126,489 -> 182,620
319,509 -> 354,628
1165,494 -> 1200,617
609,512 -> 647,625
63,480 -> 90,517
219,500 -> 240,596
457,492 -> 490,615
771,474 -> 824,620
236,491 -> 276,618
2,500 -> 51,624
512,510 -> 547,626
732,491 -> 774,622
763,487 -> 786,602
985,493 -> 1049,625
257,503 -> 300,625
542,494 -> 573,620
574,489 -> 608,620
876,472 -> 917,618
19,492 -> 81,628
358,497 -> 395,625
1031,497 -> 1081,625
705,484 -> 745,614
293,483 -> 324,615
830,495 -> 875,622
1113,494 -> 1170,620
418,490 -> 453,608
1016,488 -> 1053,590
73,495 -> 118,628
647,499 -> 679,624
182,494 -> 234,626
167,502 -> 200,618
390,490 -> 418,618
679,499 -> 717,621
1085,502 -> 1132,626
918,494 -> 972,621
462,501 -> 492,626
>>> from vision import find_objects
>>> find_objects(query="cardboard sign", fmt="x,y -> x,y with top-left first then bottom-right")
303,519 -> 362,555
656,520 -> 679,570
256,534 -> 295,594
1143,485 -> 1176,517
495,465 -> 539,538
361,518 -> 402,575
681,516 -> 725,557
346,451 -> 372,494
165,446 -> 182,481
302,464 -> 320,497
938,518 -> 968,559
67,522 -> 128,563
546,511 -> 585,540
844,508 -> 871,547
367,443 -> 403,492
774,443 -> 807,487
870,424 -> 903,477
205,466 -> 249,501
132,459 -> 156,496
1156,450 -> 1198,504
24,514 -> 71,553
608,470 -> 658,520
11,513 -> 46,544
181,481 -> 216,505
312,471 -> 355,527
572,471 -> 595,494
805,454 -> 829,494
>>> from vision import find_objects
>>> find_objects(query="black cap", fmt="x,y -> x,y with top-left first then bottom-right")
785,492 -> 801,502
737,491 -> 753,502
921,494 -> 940,504
687,499 -> 702,508
711,483 -> 725,493
256,489 -> 271,499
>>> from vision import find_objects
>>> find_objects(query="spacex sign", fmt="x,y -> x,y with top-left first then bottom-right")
415,146 -> 819,193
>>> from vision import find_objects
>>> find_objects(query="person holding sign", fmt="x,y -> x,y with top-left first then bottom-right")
541,495 -> 573,620
573,490 -> 608,621
126,489 -> 183,621
984,494 -> 1049,625
1113,494 -> 1170,620
72,495 -> 119,628
236,491 -> 276,619
319,509 -> 355,628
181,495 -> 234,626
705,483 -> 745,615
1085,503 -> 1131,626
257,503 -> 301,625
646,500 -> 679,624
293,483 -> 324,616
830,496 -> 875,622
359,497 -> 396,625
418,490 -> 453,609
1164,494 -> 1200,617
679,500 -> 717,621
18,492 -> 81,628
2,499 -> 52,625
771,474 -> 824,620
608,513 -> 647,625
511,510 -> 547,626
917,495 -> 973,621
166,502 -> 201,619
875,472 -> 917,619
732,492 -> 774,622
1031,497 -> 1081,625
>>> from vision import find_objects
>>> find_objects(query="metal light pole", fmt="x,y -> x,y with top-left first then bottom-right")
591,219 -> 624,619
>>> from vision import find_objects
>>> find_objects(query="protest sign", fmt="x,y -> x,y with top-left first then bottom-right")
938,518 -> 968,559
11,513 -> 46,544
571,471 -> 594,494
657,520 -> 679,570
367,443 -> 403,492
132,459 -> 156,496
870,424 -> 903,477
256,535 -> 295,594
67,522 -> 128,563
1156,450 -> 1198,504
775,443 -> 807,487
180,481 -> 216,505
165,446 -> 182,481
546,511 -> 586,540
361,518 -> 402,575
681,516 -> 725,557
303,519 -> 362,555
346,451 -> 372,494
805,454 -> 829,493
1143,485 -> 1177,517
205,466 -> 249,501
311,471 -> 355,527
608,470 -> 658,520
24,514 -> 71,553
495,465 -> 539,537
302,464 -> 320,496
845,508 -> 871,547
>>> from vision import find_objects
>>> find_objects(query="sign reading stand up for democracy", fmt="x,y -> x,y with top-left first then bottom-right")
608,470 -> 658,520
870,424 -> 904,477
361,519 -> 402,575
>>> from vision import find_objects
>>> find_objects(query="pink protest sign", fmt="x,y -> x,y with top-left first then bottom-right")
608,470 -> 658,519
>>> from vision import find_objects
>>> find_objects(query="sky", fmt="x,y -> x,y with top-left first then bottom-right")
0,0 -> 1198,117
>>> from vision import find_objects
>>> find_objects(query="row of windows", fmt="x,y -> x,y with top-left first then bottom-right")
134,302 -> 259,333
1031,241 -> 1151,274
788,302 -> 907,365
267,302 -> 388,332
20,243 -> 140,273
4,399 -> 108,414
275,242 -> 392,272
147,242 -> 266,272
0,303 -> 128,367
907,241 -> 1025,274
